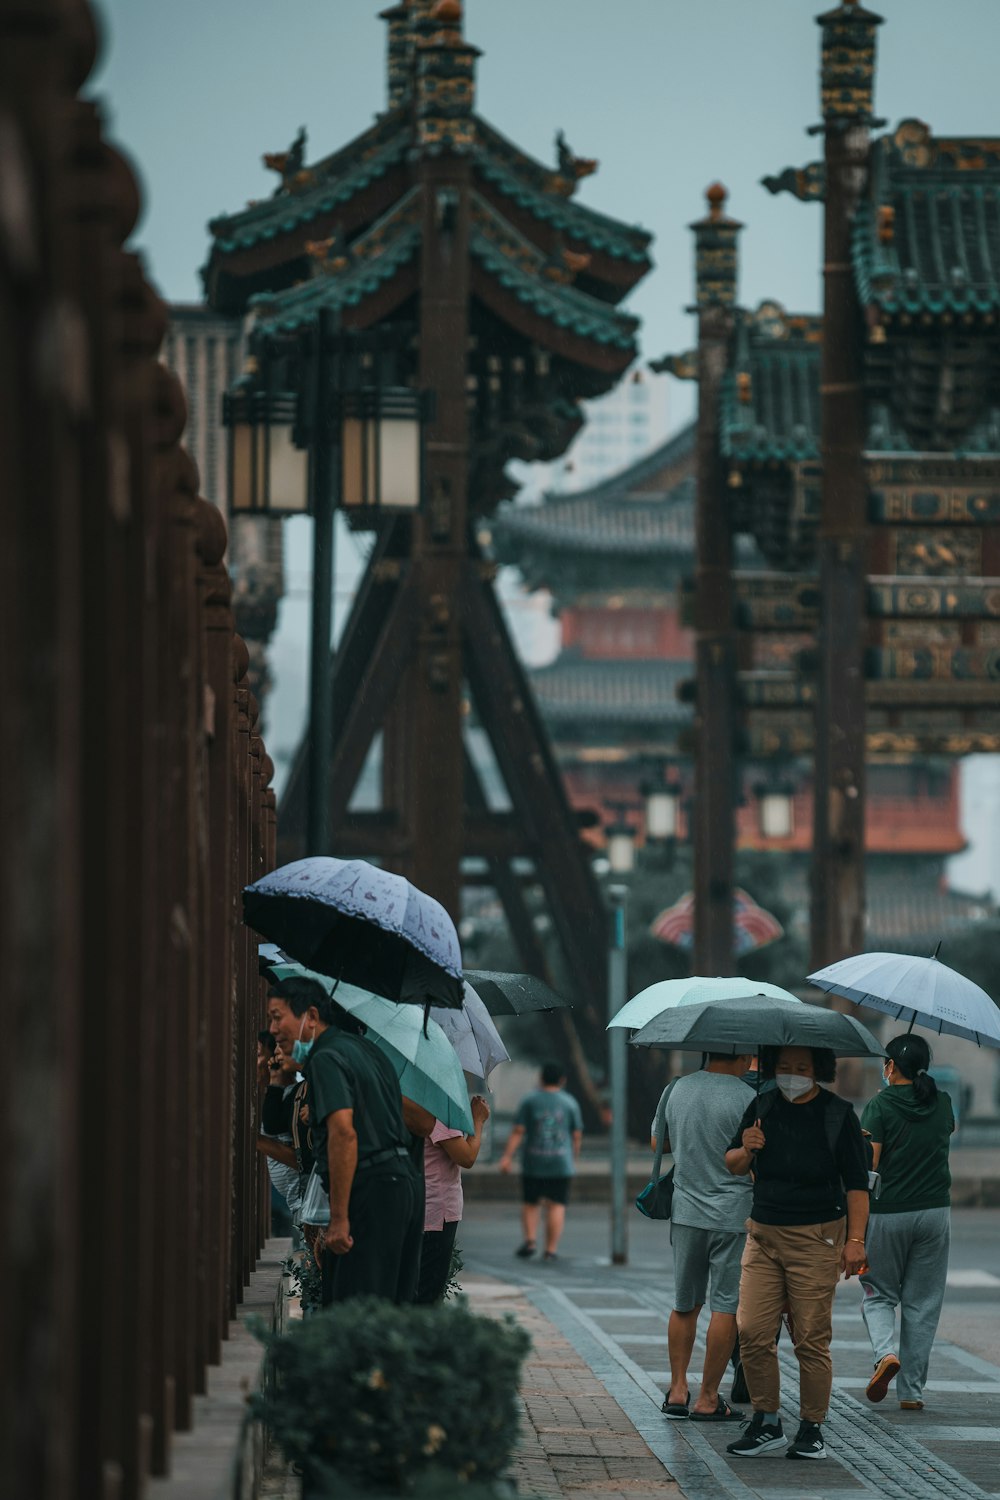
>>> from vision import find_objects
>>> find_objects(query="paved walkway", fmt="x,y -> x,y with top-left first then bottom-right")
461,1209 -> 1000,1500
467,1275 -> 680,1499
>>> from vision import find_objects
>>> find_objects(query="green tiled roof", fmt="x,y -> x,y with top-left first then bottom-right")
470,196 -> 638,352
720,306 -> 822,463
853,121 -> 1000,316
247,191 -> 421,334
475,121 -> 650,265
209,130 -> 411,255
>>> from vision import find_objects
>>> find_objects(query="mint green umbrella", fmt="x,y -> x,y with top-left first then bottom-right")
608,976 -> 801,1033
262,951 -> 473,1133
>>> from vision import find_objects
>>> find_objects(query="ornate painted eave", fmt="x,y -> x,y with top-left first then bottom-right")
246,190 -> 421,335
469,195 -> 639,366
854,120 -> 1000,318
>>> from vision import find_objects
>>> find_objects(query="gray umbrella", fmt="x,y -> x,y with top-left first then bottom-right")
629,994 -> 884,1059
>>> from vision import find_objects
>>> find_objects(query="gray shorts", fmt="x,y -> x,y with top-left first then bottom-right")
670,1222 -> 746,1314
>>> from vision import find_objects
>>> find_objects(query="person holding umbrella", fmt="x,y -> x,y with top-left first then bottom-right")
723,1046 -> 870,1462
860,1034 -> 955,1410
267,973 -> 424,1306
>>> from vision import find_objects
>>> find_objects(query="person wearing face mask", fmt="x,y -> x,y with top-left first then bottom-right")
723,1046 -> 870,1462
267,975 -> 424,1305
859,1035 -> 955,1411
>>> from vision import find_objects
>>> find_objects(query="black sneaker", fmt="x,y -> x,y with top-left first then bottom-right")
514,1241 -> 536,1259
726,1412 -> 786,1457
786,1421 -> 826,1460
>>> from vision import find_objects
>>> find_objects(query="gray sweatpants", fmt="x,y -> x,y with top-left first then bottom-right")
859,1207 -> 951,1403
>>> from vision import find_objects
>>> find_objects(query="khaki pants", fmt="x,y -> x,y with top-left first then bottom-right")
736,1218 -> 845,1423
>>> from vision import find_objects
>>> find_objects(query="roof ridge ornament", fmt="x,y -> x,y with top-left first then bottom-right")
262,126 -> 311,196
554,130 -> 599,195
689,184 -> 743,311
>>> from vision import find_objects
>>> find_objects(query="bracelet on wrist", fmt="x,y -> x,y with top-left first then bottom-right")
848,1237 -> 866,1244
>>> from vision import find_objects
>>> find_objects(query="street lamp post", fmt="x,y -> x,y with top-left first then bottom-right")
607,883 -> 629,1266
223,311 -> 426,854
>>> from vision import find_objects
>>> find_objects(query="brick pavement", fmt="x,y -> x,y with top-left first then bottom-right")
465,1275 -> 680,1499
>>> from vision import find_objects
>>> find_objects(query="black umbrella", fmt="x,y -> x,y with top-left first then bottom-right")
463,970 -> 571,1018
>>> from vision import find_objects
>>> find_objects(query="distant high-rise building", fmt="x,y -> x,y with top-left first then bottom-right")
509,368 -> 670,504
162,305 -> 284,711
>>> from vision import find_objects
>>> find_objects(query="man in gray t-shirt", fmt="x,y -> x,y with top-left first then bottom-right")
653,1056 -> 754,1422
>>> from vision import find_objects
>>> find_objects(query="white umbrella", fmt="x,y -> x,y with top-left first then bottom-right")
608,976 -> 801,1032
429,984 -> 510,1081
808,950 -> 1000,1048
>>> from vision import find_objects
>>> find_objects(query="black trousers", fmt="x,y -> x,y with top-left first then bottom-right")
321,1166 -> 424,1306
416,1219 -> 459,1304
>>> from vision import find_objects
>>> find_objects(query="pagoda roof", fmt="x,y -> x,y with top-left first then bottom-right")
528,656 -> 691,729
470,196 -> 638,357
720,305 -> 822,464
208,122 -> 410,257
247,187 -> 639,365
247,189 -> 421,333
720,297 -> 1000,468
854,120 -> 1000,318
473,118 -> 651,269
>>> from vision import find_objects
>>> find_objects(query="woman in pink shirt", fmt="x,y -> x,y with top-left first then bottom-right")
417,1095 -> 491,1303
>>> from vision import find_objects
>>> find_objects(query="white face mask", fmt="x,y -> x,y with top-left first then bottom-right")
776,1072 -> 814,1101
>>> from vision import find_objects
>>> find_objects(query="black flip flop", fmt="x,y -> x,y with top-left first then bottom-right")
661,1390 -> 690,1420
690,1398 -> 745,1423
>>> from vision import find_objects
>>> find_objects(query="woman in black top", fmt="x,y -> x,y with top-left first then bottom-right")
722,1046 -> 870,1463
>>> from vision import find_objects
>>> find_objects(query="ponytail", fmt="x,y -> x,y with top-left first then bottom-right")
885,1034 -> 938,1106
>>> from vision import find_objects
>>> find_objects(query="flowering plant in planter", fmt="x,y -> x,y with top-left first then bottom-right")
252,1296 -> 530,1494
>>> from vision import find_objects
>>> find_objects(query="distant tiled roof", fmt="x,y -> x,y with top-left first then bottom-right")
496,487 -> 694,558
866,876 -> 993,947
854,121 -> 1000,317
528,657 -> 691,727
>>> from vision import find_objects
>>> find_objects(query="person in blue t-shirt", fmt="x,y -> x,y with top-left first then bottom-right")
499,1062 -> 583,1261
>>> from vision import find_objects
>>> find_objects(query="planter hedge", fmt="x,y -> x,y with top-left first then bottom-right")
252,1296 -> 530,1494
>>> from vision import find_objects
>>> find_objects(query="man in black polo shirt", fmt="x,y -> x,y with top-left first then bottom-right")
269,975 -> 423,1306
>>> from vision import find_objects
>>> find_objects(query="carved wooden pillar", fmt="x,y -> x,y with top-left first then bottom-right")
691,185 -> 742,976
810,0 -> 882,969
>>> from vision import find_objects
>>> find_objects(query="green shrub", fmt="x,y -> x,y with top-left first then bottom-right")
252,1296 -> 530,1494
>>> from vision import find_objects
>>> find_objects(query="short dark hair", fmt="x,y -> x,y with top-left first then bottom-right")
271,976 -> 365,1036
541,1061 -> 565,1087
258,1028 -> 276,1054
759,1045 -> 836,1085
706,1050 -> 745,1063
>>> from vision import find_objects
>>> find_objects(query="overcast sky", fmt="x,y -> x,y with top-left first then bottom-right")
89,0 -> 1000,888
93,0 -> 998,422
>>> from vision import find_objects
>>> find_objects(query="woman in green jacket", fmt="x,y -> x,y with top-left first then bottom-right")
860,1034 -> 955,1411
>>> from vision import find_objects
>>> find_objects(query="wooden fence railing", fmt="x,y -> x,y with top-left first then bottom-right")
0,3 -> 274,1497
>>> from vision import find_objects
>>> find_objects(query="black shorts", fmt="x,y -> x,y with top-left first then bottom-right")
522,1175 -> 571,1206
